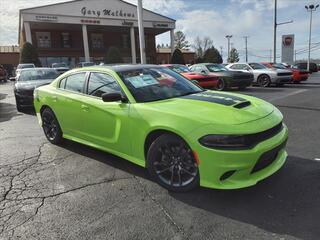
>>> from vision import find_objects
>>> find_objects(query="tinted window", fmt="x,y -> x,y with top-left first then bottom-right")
65,72 -> 86,93
87,72 -> 121,97
230,64 -> 247,70
249,63 -> 267,70
118,67 -> 203,103
59,78 -> 66,88
206,64 -> 228,72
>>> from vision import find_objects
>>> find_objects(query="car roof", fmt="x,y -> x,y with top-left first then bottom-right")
20,67 -> 55,72
88,64 -> 162,72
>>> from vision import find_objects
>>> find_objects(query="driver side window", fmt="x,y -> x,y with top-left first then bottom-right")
87,72 -> 121,98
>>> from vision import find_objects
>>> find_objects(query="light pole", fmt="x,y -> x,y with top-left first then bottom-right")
305,4 -> 319,71
273,0 -> 293,63
137,0 -> 146,64
243,36 -> 249,62
225,35 -> 232,63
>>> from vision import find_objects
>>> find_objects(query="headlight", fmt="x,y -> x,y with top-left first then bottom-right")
199,135 -> 249,150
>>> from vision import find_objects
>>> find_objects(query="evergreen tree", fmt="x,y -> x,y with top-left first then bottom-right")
171,48 -> 185,64
19,42 -> 41,66
203,47 -> 223,63
105,46 -> 123,64
228,48 -> 240,63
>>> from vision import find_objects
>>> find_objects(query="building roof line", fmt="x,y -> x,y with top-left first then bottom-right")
20,0 -> 176,22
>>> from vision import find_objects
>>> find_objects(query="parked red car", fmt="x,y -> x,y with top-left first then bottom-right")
162,64 -> 219,88
261,62 -> 309,83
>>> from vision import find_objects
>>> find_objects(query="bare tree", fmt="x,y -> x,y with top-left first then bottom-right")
192,37 -> 214,59
174,31 -> 190,49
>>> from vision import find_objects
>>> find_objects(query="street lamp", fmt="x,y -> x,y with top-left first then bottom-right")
305,4 -> 319,71
225,35 -> 232,63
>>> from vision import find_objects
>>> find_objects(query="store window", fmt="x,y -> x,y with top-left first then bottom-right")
61,33 -> 71,48
36,32 -> 51,48
122,34 -> 129,49
91,33 -> 103,49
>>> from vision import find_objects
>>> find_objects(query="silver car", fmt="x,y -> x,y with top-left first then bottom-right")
226,63 -> 292,87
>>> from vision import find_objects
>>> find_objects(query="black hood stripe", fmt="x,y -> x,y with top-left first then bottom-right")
181,91 -> 247,106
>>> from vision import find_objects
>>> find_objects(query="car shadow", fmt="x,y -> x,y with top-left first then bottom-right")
57,139 -> 320,239
169,155 -> 320,240
0,102 -> 21,123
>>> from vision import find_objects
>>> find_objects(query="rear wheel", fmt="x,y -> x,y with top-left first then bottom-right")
147,134 -> 199,192
41,108 -> 63,144
216,79 -> 226,91
257,75 -> 271,87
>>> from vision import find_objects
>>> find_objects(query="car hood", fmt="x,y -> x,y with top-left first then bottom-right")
15,79 -> 54,90
144,91 -> 274,125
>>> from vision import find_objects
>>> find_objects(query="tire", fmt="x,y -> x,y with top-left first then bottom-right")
257,75 -> 271,87
41,108 -> 63,144
215,79 -> 226,91
147,133 -> 199,192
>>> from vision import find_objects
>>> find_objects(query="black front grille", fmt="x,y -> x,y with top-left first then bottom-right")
246,122 -> 283,148
277,72 -> 292,76
251,139 -> 287,174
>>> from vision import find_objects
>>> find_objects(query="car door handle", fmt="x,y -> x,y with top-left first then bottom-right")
81,104 -> 89,111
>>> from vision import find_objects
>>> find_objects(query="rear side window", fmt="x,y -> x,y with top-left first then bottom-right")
87,72 -> 121,97
59,78 -> 66,88
65,72 -> 86,93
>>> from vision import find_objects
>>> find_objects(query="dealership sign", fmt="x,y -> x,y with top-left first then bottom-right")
281,34 -> 294,64
81,7 -> 135,18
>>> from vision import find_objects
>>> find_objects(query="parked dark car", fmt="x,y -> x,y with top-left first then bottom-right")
190,63 -> 254,90
293,62 -> 318,73
14,68 -> 59,111
52,63 -> 69,75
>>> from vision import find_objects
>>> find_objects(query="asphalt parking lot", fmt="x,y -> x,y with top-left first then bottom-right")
0,74 -> 320,240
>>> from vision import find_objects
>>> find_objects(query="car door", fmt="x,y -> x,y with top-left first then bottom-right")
80,71 -> 131,155
52,72 -> 88,139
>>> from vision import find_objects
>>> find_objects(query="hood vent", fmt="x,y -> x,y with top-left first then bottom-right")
233,101 -> 251,109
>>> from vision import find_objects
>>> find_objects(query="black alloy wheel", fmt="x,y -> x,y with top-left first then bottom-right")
257,75 -> 271,87
41,108 -> 63,144
216,79 -> 226,91
147,134 -> 199,192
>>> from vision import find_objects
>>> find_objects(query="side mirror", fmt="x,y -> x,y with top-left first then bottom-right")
101,92 -> 126,103
9,77 -> 16,81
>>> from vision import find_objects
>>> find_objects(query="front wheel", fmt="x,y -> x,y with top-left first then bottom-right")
147,134 -> 199,192
215,79 -> 226,91
257,75 -> 271,87
41,108 -> 63,144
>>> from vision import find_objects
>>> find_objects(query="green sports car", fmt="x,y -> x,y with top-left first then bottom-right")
34,65 -> 288,192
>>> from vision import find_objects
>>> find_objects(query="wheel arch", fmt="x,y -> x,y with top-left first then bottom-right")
144,129 -> 187,161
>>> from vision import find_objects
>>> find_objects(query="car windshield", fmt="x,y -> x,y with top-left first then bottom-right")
170,65 -> 191,73
18,64 -> 35,69
52,63 -> 67,68
272,63 -> 286,69
118,67 -> 203,103
83,62 -> 95,67
206,64 -> 228,72
249,63 -> 267,70
19,69 -> 59,81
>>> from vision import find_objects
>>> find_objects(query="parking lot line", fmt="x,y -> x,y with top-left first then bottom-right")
269,89 -> 307,102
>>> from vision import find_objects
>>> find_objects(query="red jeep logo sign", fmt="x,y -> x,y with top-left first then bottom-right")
283,37 -> 293,46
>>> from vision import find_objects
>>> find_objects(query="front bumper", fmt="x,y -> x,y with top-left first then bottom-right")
228,78 -> 253,88
188,122 -> 288,189
273,76 -> 292,84
15,93 -> 34,107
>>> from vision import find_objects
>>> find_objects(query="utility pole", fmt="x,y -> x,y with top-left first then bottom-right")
270,49 -> 272,62
294,50 -> 297,62
243,36 -> 249,62
305,4 -> 319,71
137,0 -> 146,64
225,35 -> 232,62
273,0 -> 293,63
220,46 -> 223,62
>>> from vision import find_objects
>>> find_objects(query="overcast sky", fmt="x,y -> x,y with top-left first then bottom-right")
0,0 -> 319,62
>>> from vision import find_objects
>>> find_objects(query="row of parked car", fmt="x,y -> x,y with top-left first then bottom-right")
9,61 -> 315,112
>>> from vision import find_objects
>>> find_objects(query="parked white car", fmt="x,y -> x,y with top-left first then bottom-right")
15,63 -> 35,76
226,62 -> 293,87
